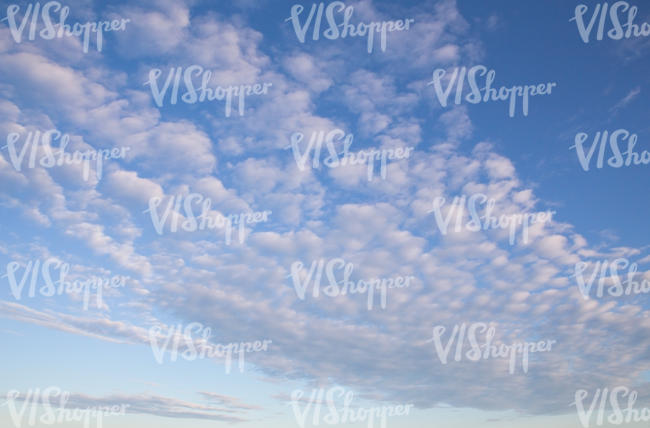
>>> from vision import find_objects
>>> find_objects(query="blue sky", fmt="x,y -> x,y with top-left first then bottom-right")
0,0 -> 649,427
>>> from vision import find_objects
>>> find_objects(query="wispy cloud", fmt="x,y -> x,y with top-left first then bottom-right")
610,86 -> 641,115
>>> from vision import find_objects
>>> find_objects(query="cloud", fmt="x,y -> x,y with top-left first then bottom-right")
609,86 -> 641,115
102,170 -> 164,205
283,53 -> 334,93
198,392 -> 263,410
2,389 -> 255,422
1,0 -> 648,422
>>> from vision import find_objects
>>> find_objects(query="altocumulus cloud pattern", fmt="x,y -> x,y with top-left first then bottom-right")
0,1 -> 649,428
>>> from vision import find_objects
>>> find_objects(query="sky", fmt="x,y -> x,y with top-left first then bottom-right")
0,0 -> 649,427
